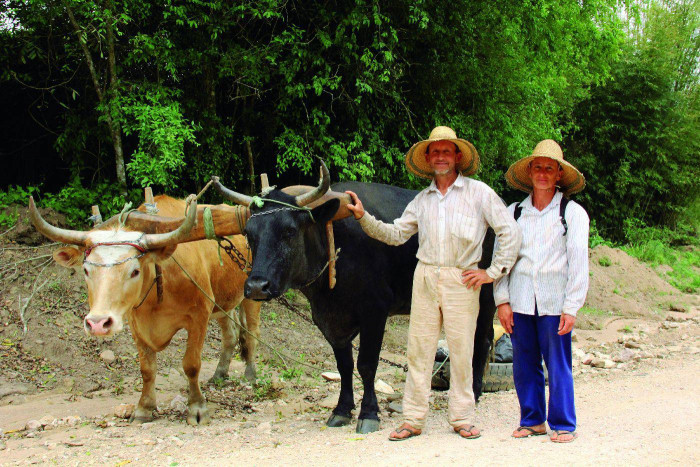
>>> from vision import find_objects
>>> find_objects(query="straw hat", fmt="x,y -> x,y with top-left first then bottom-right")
405,126 -> 479,179
505,139 -> 585,196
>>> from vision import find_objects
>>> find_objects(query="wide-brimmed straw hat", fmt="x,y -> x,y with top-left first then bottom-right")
505,139 -> 585,196
405,126 -> 479,179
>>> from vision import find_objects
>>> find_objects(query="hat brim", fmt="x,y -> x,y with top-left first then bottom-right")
405,138 -> 479,179
505,155 -> 586,196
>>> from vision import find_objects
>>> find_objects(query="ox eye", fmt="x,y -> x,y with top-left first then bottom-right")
131,269 -> 140,278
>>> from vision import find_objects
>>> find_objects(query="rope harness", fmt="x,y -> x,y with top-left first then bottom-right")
82,238 -> 163,309
248,196 -> 315,222
83,239 -> 147,267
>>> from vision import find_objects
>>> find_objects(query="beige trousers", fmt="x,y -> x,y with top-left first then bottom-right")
402,262 -> 481,429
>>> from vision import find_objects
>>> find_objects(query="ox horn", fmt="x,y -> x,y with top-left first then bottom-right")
295,159 -> 330,207
28,196 -> 89,246
140,195 -> 199,249
211,176 -> 254,207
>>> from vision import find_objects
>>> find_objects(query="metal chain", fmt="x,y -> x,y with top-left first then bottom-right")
248,206 -> 303,220
83,251 -> 146,267
217,236 -> 252,273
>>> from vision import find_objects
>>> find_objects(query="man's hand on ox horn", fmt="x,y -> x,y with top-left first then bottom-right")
345,191 -> 365,220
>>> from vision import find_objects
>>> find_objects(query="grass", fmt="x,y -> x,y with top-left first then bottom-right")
598,256 -> 612,267
623,240 -> 700,294
579,305 -> 610,316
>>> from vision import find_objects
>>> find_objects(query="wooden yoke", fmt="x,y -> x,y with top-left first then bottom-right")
98,204 -> 249,240
90,205 -> 103,226
144,187 -> 164,303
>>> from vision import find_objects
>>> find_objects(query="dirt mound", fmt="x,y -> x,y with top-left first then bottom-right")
577,245 -> 695,330
2,204 -> 69,245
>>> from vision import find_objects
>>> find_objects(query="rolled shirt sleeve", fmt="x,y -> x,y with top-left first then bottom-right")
482,190 -> 522,281
492,203 -> 518,306
358,198 -> 419,246
562,203 -> 590,316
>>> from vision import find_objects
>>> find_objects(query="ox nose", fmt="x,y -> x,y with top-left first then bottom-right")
85,316 -> 113,336
245,278 -> 273,300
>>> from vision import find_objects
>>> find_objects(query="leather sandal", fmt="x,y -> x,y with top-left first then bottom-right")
454,424 -> 481,439
388,424 -> 422,441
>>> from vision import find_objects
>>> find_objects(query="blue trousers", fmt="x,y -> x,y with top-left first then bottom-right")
511,309 -> 576,431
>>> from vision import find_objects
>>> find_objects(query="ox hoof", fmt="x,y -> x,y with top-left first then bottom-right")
207,374 -> 227,386
187,403 -> 211,426
244,364 -> 257,383
326,413 -> 352,427
129,408 -> 154,424
356,418 -> 380,434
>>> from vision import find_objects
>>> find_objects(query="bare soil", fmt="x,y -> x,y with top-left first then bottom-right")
1,214 -> 698,466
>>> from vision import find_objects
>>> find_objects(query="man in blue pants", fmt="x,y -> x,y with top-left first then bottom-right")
494,140 -> 589,443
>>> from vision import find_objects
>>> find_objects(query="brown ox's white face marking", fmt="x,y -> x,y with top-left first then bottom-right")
54,231 -> 156,338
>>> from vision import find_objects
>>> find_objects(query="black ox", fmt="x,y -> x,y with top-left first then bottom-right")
213,164 -> 495,434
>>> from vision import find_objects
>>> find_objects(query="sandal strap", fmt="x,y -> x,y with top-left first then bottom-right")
394,425 -> 419,436
456,425 -> 477,434
516,426 -> 543,434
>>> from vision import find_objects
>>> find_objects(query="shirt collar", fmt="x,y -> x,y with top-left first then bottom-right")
521,190 -> 562,213
426,173 -> 466,194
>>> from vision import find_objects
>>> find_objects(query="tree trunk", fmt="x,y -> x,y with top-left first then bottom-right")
64,1 -> 127,195
246,139 -> 255,195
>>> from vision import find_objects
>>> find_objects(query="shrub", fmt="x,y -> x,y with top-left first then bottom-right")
39,178 -> 140,227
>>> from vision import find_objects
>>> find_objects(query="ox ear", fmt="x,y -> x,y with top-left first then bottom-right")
146,245 -> 178,263
53,246 -> 83,269
310,199 -> 340,225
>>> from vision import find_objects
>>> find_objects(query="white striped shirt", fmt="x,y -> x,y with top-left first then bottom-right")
358,175 -> 521,280
493,191 -> 589,316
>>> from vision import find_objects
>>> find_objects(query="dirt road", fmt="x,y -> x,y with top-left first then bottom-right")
1,344 -> 698,466
1,234 -> 698,466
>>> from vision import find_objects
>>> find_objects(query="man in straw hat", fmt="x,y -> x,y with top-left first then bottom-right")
494,139 -> 589,443
345,126 -> 521,440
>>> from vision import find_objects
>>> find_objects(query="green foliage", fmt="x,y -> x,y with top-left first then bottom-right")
252,364 -> 275,401
589,220 -> 614,249
1,0 -> 623,197
114,88 -> 199,189
565,0 -> 700,242
623,241 -> 699,294
0,185 -> 40,208
265,311 -> 278,324
598,256 -> 612,267
0,185 -> 41,228
623,218 -> 698,247
0,0 -> 695,249
579,305 -> 610,316
280,366 -> 303,383
40,178 -> 140,227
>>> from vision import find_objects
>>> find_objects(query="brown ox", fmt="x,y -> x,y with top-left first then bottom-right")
29,195 -> 260,425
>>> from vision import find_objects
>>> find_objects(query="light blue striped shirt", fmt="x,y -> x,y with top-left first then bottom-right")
493,191 -> 589,317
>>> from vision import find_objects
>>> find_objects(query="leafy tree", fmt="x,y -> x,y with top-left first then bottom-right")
565,0 -> 699,242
